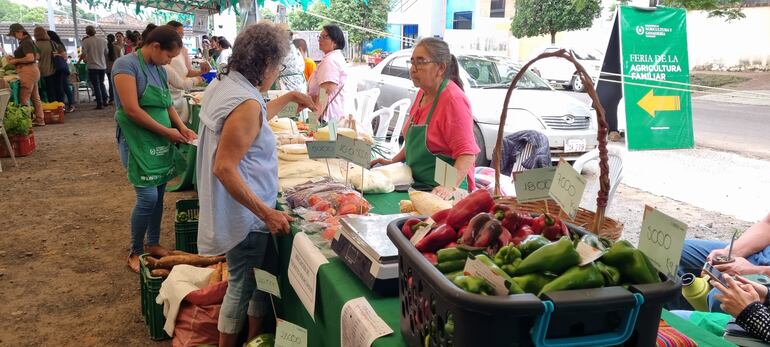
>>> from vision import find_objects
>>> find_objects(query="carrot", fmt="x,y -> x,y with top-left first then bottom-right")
150,269 -> 170,278
156,255 -> 226,269
145,256 -> 160,269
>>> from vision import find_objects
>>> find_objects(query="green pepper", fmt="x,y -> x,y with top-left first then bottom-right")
245,333 -> 275,347
444,313 -> 455,336
538,263 -> 606,296
445,270 -> 464,282
474,254 -> 525,294
518,235 -> 551,258
500,258 -> 522,277
493,244 -> 521,267
437,247 -> 470,263
580,233 -> 612,251
436,259 -> 466,274
515,237 -> 581,275
595,261 -> 622,286
601,240 -> 661,285
512,273 -> 556,294
453,275 -> 494,295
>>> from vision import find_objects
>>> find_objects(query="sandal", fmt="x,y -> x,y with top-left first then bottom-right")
127,254 -> 140,273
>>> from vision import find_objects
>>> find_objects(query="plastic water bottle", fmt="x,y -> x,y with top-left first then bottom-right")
681,273 -> 712,312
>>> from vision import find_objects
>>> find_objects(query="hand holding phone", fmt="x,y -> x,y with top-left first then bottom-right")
703,262 -> 729,287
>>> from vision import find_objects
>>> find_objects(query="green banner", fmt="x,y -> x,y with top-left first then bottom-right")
620,6 -> 694,150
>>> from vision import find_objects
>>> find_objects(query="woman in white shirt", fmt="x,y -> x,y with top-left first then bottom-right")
216,37 -> 232,68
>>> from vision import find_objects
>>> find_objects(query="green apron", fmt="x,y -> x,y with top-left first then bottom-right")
116,50 -> 185,187
404,79 -> 468,189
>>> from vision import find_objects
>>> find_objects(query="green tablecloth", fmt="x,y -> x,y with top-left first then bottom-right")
273,192 -> 734,346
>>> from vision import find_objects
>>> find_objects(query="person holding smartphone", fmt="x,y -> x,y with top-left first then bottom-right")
671,212 -> 770,312
711,275 -> 770,342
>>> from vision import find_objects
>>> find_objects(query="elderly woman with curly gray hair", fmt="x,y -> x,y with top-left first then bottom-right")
195,22 -> 316,345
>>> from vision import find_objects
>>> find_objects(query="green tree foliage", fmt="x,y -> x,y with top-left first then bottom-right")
611,0 -> 744,21
260,7 -> 276,22
288,3 -> 326,31
511,0 -> 602,44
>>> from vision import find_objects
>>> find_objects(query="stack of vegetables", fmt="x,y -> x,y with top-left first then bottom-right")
143,249 -> 226,279
284,177 -> 371,239
400,190 -> 661,296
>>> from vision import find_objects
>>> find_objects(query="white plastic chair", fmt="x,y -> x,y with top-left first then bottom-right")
509,143 -> 534,176
0,89 -> 17,172
363,107 -> 394,138
384,98 -> 412,153
572,146 -> 625,211
353,88 -> 381,126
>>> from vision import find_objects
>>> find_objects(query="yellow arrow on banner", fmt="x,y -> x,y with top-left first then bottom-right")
637,90 -> 681,117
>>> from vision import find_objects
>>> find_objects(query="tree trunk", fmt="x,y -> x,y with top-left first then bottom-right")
550,31 -> 556,44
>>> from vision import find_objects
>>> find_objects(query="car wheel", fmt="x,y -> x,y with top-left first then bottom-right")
472,122 -> 490,167
570,74 -> 585,92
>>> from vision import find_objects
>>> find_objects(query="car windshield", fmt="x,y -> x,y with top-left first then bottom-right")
457,55 -> 551,90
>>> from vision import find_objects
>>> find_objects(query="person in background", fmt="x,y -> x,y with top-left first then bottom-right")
78,25 -> 109,109
292,38 -> 315,81
5,24 -> 45,125
200,38 -> 211,62
106,34 -> 123,104
124,31 -> 136,54
34,27 -> 62,105
114,32 -> 126,56
307,24 -> 349,124
215,36 -> 231,68
112,25 -> 195,273
164,21 -> 210,123
276,25 -> 306,92
709,275 -> 770,342
370,37 -> 479,190
196,22 -> 316,347
49,31 -> 75,113
208,35 -> 220,63
671,212 -> 770,312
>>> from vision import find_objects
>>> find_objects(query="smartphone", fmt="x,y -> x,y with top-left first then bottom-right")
703,263 -> 728,287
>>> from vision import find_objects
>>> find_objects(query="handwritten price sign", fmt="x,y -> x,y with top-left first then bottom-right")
275,319 -> 307,347
513,167 -> 556,202
637,205 -> 687,278
547,159 -> 586,219
335,135 -> 372,168
306,141 -> 337,159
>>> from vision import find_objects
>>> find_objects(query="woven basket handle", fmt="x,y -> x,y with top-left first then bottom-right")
492,49 -> 610,233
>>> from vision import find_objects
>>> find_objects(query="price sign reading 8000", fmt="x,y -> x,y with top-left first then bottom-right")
335,135 -> 356,162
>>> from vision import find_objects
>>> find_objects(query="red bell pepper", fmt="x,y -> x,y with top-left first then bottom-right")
541,214 -> 570,241
445,190 -> 495,229
431,209 -> 451,225
461,213 -> 494,245
511,225 -> 534,246
491,204 -> 512,221
473,219 -> 504,248
456,226 -> 469,243
422,252 -> 438,265
415,224 -> 457,253
498,227 -> 513,247
501,211 -> 534,233
445,242 -> 458,249
401,218 -> 424,239
531,214 -> 547,235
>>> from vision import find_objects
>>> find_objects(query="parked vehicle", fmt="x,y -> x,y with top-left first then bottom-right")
529,46 -> 603,92
358,49 -> 598,165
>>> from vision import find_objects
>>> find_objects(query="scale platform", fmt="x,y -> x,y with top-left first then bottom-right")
331,214 -> 410,296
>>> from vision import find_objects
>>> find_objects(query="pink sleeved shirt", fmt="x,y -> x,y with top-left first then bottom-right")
405,80 -> 480,189
308,49 -> 348,123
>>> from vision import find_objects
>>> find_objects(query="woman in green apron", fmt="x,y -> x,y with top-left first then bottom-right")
371,38 -> 480,191
112,25 -> 196,273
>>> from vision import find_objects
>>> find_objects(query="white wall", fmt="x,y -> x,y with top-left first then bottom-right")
686,7 -> 770,68
387,0 -> 446,38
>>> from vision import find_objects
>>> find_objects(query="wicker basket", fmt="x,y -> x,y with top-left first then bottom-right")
492,49 -> 623,241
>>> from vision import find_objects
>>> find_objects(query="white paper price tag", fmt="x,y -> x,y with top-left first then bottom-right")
340,297 -> 394,347
410,221 -> 433,246
576,241 -> 605,266
637,205 -> 687,278
434,158 -> 458,188
253,268 -> 281,298
548,159 -> 587,219
462,257 -> 508,296
513,167 -> 556,202
275,319 -> 308,347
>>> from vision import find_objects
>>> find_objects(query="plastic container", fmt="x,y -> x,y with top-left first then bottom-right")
43,107 -> 65,124
201,72 -> 216,83
387,217 -> 681,347
0,132 -> 35,157
174,199 -> 199,254
140,254 -> 170,340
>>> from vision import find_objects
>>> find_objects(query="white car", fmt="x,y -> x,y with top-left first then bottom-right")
530,46 -> 603,92
358,49 -> 598,165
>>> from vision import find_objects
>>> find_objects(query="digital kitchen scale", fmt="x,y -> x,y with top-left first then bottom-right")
331,214 -> 410,296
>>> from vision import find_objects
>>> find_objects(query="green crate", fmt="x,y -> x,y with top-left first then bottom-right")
139,254 -> 169,341
175,223 -> 198,254
175,199 -> 199,224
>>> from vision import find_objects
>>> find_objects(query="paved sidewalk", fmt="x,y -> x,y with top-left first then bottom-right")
693,89 -> 770,106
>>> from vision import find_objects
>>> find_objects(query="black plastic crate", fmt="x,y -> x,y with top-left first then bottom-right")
140,254 -> 170,340
387,217 -> 680,347
175,199 -> 199,224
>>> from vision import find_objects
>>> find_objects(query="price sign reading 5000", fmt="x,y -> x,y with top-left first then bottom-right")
638,206 -> 687,279
547,160 -> 586,219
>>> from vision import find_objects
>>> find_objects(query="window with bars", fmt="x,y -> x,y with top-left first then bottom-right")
490,0 -> 505,17
453,11 -> 473,30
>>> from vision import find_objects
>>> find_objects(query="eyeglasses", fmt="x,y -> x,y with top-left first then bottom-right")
319,34 -> 330,40
406,59 -> 436,70
280,64 -> 287,72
